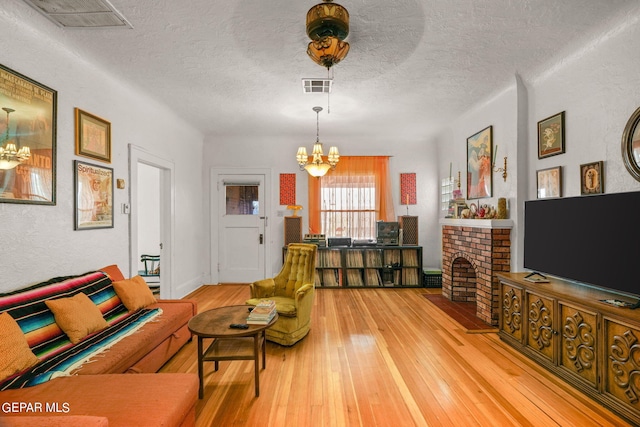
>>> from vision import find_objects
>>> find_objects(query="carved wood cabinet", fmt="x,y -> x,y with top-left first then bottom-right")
498,272 -> 640,425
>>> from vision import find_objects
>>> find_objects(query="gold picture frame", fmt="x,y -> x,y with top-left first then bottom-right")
580,161 -> 604,195
75,108 -> 111,163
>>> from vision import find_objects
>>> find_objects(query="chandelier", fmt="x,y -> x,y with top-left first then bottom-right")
296,106 -> 339,177
0,107 -> 31,170
306,0 -> 350,69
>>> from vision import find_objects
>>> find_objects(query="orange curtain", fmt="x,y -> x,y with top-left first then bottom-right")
308,156 -> 395,233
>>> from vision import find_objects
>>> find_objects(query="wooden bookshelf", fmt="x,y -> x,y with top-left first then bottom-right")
283,246 -> 423,288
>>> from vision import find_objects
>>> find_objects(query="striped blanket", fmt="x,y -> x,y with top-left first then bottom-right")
0,271 -> 129,361
0,307 -> 162,390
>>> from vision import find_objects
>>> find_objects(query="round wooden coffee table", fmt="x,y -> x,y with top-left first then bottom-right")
188,305 -> 278,398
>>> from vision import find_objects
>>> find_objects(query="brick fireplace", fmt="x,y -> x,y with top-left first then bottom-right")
440,219 -> 513,326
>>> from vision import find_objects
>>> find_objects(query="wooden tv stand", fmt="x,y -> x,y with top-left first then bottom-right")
497,272 -> 640,425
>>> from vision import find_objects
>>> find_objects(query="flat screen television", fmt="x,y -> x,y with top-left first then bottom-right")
524,191 -> 640,298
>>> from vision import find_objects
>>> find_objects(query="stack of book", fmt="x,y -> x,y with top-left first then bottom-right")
247,300 -> 277,324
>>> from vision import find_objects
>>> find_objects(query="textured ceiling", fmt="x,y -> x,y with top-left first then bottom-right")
17,0 -> 639,143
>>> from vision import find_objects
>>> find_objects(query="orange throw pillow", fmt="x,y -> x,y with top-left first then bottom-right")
0,312 -> 39,381
45,293 -> 108,344
99,264 -> 125,282
112,275 -> 157,312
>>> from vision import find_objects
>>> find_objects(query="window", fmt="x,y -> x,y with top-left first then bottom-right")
309,156 -> 395,239
320,174 -> 376,238
441,177 -> 454,211
225,185 -> 259,215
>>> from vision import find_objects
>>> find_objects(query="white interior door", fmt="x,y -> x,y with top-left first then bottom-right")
217,174 -> 266,283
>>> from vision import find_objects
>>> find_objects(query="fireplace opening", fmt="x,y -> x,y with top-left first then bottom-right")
451,257 -> 476,303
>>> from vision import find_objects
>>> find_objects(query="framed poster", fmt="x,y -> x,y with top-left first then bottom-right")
538,111 -> 565,159
580,161 -> 604,195
74,160 -> 114,230
0,64 -> 57,205
536,166 -> 562,199
467,125 -> 492,199
75,108 -> 111,163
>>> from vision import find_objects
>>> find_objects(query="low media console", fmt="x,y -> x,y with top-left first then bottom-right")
497,272 -> 640,425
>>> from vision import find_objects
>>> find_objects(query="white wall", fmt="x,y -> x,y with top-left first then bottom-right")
527,11 -> 640,196
435,83 -> 521,269
0,3 -> 205,294
434,6 -> 640,273
203,132 -> 439,281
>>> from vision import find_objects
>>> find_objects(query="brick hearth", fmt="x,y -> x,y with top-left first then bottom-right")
440,219 -> 513,326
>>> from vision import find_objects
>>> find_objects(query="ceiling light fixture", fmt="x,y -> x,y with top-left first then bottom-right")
0,107 -> 31,170
296,106 -> 339,178
306,0 -> 350,70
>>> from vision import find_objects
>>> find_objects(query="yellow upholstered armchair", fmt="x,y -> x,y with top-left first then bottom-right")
246,243 -> 317,346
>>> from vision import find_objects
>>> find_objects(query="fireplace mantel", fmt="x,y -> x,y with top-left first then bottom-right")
440,218 -> 514,229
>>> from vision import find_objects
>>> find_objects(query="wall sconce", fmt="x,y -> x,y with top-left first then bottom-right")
492,145 -> 507,182
493,156 -> 508,182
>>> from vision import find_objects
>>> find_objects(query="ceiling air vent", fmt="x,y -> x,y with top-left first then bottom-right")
22,0 -> 132,28
301,78 -> 333,94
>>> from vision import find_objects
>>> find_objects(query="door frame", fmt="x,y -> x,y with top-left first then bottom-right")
210,167 -> 272,284
129,144 -> 175,298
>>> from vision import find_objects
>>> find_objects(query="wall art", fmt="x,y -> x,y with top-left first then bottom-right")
74,160 -> 114,230
400,172 -> 416,205
279,173 -> 296,205
0,64 -> 57,205
580,161 -> 604,195
536,166 -> 562,199
75,108 -> 111,163
467,125 -> 492,199
538,111 -> 565,159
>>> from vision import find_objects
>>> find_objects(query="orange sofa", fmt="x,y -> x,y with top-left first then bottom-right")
0,267 -> 198,427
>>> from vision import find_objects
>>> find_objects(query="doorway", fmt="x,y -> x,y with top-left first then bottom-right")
129,145 -> 175,298
137,163 -> 161,294
211,168 -> 271,284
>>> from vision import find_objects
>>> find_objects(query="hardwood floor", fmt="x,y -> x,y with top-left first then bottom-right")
160,285 -> 632,426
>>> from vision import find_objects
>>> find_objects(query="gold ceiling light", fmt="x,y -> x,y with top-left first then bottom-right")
296,106 -> 339,177
306,0 -> 350,69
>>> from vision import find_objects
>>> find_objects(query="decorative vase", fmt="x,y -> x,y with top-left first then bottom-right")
497,198 -> 507,219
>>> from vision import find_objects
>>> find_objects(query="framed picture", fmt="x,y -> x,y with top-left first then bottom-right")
0,64 -> 57,205
580,161 -> 604,195
74,160 -> 114,230
538,111 -> 565,159
536,166 -> 562,199
467,125 -> 492,199
75,108 -> 111,163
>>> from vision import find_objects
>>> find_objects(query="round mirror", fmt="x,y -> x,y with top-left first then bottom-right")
622,106 -> 640,182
